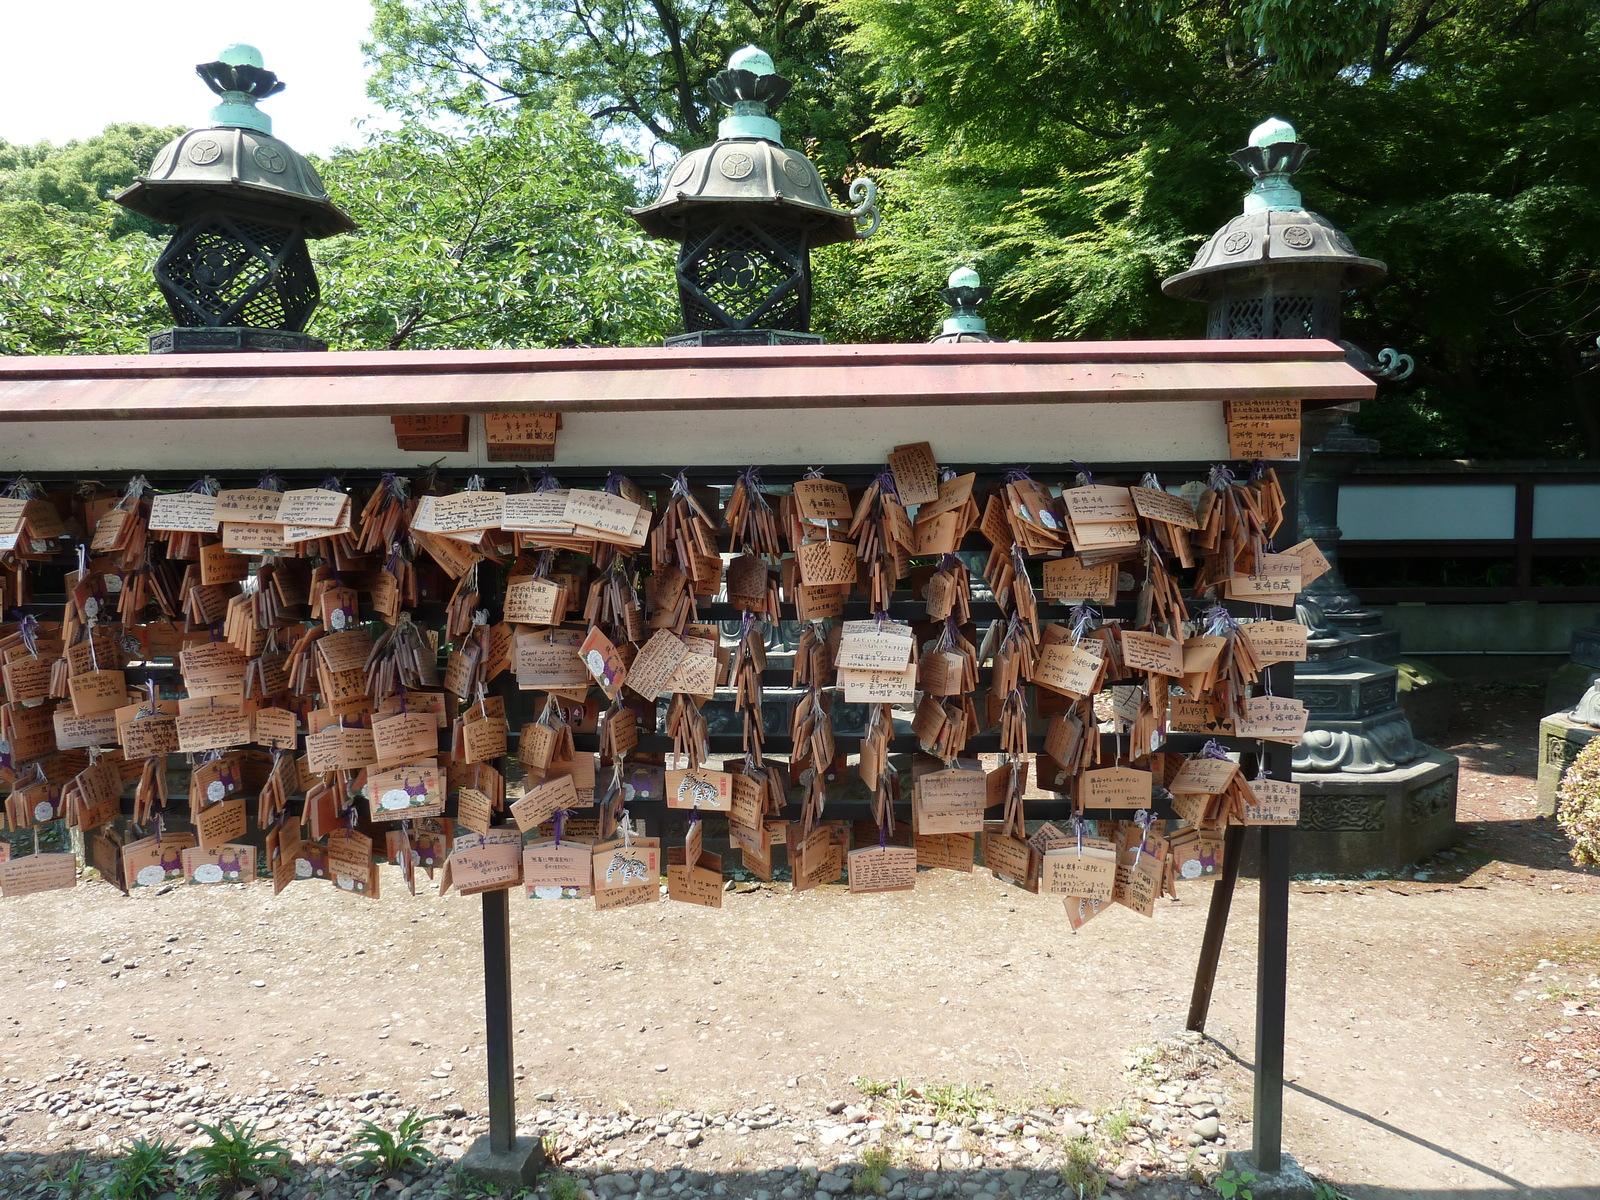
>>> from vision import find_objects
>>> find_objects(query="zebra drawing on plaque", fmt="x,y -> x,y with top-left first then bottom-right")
605,851 -> 648,884
676,771 -> 719,808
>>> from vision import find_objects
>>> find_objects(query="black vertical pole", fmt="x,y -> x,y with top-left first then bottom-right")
460,561 -> 540,1189
482,886 -> 517,1153
475,562 -> 519,1158
1185,821 -> 1246,1032
1249,461 -> 1298,1175
1252,814 -> 1290,1174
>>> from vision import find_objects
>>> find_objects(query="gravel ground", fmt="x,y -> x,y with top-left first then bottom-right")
0,683 -> 1597,1199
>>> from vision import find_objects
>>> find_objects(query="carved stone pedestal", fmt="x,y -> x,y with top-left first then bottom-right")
1238,751 -> 1459,876
1537,712 -> 1600,817
1294,635 -> 1426,774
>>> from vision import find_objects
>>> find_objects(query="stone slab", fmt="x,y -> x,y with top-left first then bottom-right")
1574,615 -> 1600,670
1327,610 -> 1402,664
459,1134 -> 544,1189
1345,626 -> 1402,662
1538,712 -> 1600,818
1294,657 -> 1398,721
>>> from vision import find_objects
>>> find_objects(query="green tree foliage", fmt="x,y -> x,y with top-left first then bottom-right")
5,1 -> 1597,465
0,127 -> 174,355
0,109 -> 676,354
0,200 -> 166,355
828,0 -> 1600,456
1,123 -> 182,234
365,0 -> 888,186
314,108 -> 677,349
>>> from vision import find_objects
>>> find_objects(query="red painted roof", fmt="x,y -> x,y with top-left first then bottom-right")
0,339 -> 1372,422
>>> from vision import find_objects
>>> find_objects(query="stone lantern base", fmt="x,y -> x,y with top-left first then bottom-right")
1239,751 -> 1459,876
1537,712 -> 1600,816
149,327 -> 326,354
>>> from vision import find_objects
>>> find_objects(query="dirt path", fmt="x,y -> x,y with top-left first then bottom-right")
0,683 -> 1596,1198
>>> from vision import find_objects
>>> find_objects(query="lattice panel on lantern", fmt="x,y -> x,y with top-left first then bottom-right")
676,220 -> 808,331
1221,297 -> 1265,339
1271,296 -> 1317,338
155,212 -> 320,332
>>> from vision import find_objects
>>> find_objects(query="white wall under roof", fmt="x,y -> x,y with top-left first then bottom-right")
0,402 -> 1230,472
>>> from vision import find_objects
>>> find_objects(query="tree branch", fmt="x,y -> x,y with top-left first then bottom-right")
1387,1 -> 1461,69
1062,112 -> 1127,142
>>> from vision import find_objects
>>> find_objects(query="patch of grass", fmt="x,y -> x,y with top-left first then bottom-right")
40,1158 -> 93,1200
851,1076 -> 897,1101
343,1110 -> 440,1176
442,1166 -> 502,1199
541,1131 -> 561,1157
1097,1107 -> 1134,1144
1507,938 -> 1600,973
104,1136 -> 183,1200
182,1120 -> 293,1199
849,1077 -> 993,1121
1538,982 -> 1585,1002
1061,1137 -> 1104,1199
1125,1036 -> 1214,1083
548,1171 -> 584,1200
1031,1084 -> 1078,1110
1125,1044 -> 1166,1078
854,1143 -> 896,1195
921,1083 -> 992,1122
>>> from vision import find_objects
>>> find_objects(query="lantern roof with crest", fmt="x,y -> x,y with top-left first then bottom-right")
116,44 -> 354,238
627,46 -> 868,248
1162,118 -> 1383,303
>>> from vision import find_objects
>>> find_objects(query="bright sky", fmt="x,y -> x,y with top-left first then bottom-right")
1,1 -> 379,154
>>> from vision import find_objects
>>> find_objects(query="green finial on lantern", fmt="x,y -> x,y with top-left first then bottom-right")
728,45 -> 776,75
947,265 -> 982,291
709,45 -> 788,144
197,43 -> 283,135
1248,117 -> 1297,148
1232,116 -> 1313,214
932,266 -> 994,340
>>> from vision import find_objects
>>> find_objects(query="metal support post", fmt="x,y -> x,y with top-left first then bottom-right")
482,888 -> 517,1152
458,538 -> 544,1188
1250,745 -> 1293,1174
459,855 -> 544,1185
